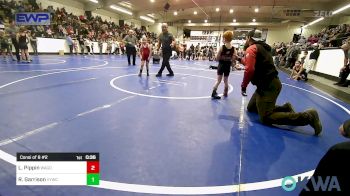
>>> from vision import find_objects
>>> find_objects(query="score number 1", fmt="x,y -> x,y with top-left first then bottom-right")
87,161 -> 99,185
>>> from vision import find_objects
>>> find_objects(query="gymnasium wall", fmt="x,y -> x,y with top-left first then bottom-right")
124,19 -> 142,28
24,38 -> 348,79
147,23 -> 184,38
33,37 -> 116,54
182,24 -> 323,45
91,9 -> 120,24
36,0 -> 85,16
265,24 -> 324,45
35,0 -> 120,25
321,16 -> 350,26
339,16 -> 350,24
37,0 -> 142,27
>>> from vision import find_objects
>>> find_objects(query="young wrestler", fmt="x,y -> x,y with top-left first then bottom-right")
138,37 -> 152,76
290,60 -> 306,81
211,31 -> 236,99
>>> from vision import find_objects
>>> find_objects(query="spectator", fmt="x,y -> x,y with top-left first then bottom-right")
6,20 -> 20,61
98,38 -> 103,55
285,43 -> 300,68
341,38 -> 350,67
114,39 -> 120,55
29,31 -> 38,55
123,30 -> 138,66
298,36 -> 307,45
300,50 -> 308,65
17,28 -> 30,63
72,38 -> 78,55
78,35 -> 85,55
334,67 -> 349,86
290,60 -> 307,81
0,30 -> 12,61
84,37 -> 91,55
300,119 -> 350,194
305,43 -> 320,74
334,38 -> 350,87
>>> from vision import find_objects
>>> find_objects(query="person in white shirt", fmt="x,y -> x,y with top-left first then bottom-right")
114,40 -> 120,55
84,38 -> 91,55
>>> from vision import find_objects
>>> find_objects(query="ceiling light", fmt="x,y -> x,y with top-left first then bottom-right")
147,13 -> 155,18
302,3 -> 349,28
150,0 -> 155,2
110,5 -> 133,15
139,16 -> 155,23
254,8 -> 259,12
229,9 -> 234,13
252,18 -> 256,22
303,17 -> 324,28
174,11 -> 178,16
188,20 -> 191,23
194,11 -> 197,15
204,19 -> 208,23
89,0 -> 98,3
216,8 -> 220,12
118,1 -> 132,9
233,19 -> 236,22
332,3 -> 350,14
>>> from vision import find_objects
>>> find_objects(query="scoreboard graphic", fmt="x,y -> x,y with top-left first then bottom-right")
16,153 -> 99,186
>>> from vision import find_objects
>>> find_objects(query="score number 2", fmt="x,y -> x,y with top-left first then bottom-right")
87,161 -> 99,173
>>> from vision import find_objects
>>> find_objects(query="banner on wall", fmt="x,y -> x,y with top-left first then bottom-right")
189,31 -> 220,44
15,12 -> 51,26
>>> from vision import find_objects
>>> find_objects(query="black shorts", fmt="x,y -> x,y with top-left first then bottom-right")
217,63 -> 231,77
19,43 -> 28,50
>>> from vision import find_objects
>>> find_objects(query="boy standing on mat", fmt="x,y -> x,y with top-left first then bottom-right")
238,29 -> 322,136
138,37 -> 152,76
211,31 -> 236,99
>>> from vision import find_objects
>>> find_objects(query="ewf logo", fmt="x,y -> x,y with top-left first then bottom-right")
15,13 -> 50,26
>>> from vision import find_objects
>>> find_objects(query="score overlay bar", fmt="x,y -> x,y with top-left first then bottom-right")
16,153 -> 99,186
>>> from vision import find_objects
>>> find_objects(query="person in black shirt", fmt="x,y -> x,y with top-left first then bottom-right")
300,119 -> 350,195
78,35 -> 85,55
334,40 -> 350,87
211,31 -> 236,99
238,30 -> 322,136
155,23 -> 175,77
190,44 -> 195,60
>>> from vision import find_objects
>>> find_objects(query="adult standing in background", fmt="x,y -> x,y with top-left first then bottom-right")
78,35 -> 85,55
306,43 -> 320,73
123,30 -> 138,66
156,23 -> 175,77
334,38 -> 350,87
98,38 -> 103,55
6,21 -> 20,62
114,39 -> 120,55
17,28 -> 30,63
66,33 -> 73,55
302,43 -> 320,81
30,31 -> 38,55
